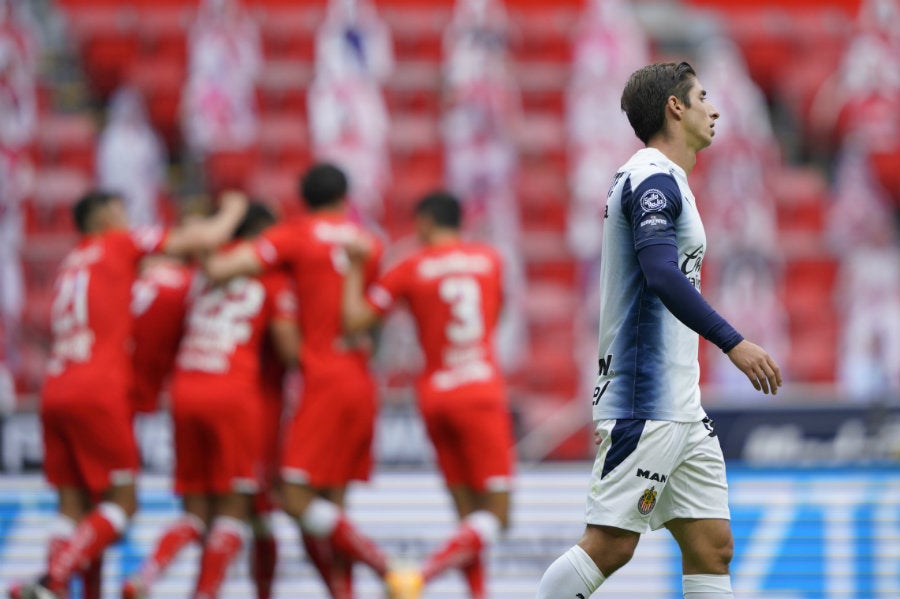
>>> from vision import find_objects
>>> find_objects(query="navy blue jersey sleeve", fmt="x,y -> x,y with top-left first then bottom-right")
624,173 -> 683,252
637,243 -> 744,353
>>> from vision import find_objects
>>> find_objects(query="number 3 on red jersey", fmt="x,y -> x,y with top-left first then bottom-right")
439,275 -> 484,345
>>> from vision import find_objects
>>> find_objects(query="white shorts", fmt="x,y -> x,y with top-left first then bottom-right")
585,418 -> 730,533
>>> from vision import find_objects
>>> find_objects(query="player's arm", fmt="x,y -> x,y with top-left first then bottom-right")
162,191 -> 249,257
342,237 -> 382,334
637,243 -> 782,394
268,317 -> 301,368
204,242 -> 263,284
629,174 -> 781,395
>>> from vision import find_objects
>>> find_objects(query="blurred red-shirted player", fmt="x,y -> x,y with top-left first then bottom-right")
122,202 -> 299,599
130,256 -> 191,414
10,190 -> 248,599
343,190 -> 515,599
206,163 -> 391,597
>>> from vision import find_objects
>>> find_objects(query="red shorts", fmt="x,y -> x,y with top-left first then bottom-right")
420,398 -> 515,492
41,396 -> 139,494
171,388 -> 262,496
281,374 -> 376,488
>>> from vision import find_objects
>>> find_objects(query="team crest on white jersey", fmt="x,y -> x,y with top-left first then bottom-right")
637,485 -> 658,515
639,189 -> 666,212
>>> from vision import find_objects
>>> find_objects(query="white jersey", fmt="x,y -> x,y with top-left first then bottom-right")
592,148 -> 706,422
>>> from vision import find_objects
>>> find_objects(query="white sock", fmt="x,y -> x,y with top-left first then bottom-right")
683,573 -> 733,598
464,510 -> 502,545
210,515 -> 250,542
98,502 -> 129,533
536,545 -> 605,599
300,497 -> 340,537
48,514 -> 77,539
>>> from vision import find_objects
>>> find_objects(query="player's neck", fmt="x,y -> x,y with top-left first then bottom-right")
310,204 -> 346,217
426,229 -> 460,246
647,136 -> 697,174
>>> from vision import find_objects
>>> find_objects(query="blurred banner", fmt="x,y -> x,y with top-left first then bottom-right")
707,403 -> 900,465
0,466 -> 898,598
2,402 -> 900,470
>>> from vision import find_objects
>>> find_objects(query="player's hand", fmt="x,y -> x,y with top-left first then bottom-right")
726,340 -> 783,395
218,190 -> 249,215
344,234 -> 373,264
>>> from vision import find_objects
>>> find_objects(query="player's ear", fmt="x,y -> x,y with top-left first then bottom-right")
666,95 -> 684,121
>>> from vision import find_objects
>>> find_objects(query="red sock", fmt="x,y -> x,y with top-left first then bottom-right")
80,555 -> 103,599
45,516 -> 74,597
46,535 -> 70,576
48,504 -> 126,592
462,552 -> 486,599
422,524 -> 483,582
193,518 -> 245,599
251,533 -> 278,599
329,516 -> 388,577
330,556 -> 354,599
138,516 -> 204,587
301,531 -> 336,595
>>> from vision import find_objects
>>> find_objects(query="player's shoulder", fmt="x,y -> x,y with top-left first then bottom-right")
622,151 -> 677,188
451,239 -> 501,264
467,239 -> 502,258
141,259 -> 192,288
258,265 -> 294,290
269,215 -> 312,239
84,229 -> 143,261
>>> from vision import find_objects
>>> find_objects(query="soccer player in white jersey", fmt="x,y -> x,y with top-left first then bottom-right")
535,62 -> 782,599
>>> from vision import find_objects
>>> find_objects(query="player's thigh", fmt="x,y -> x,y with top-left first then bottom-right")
422,399 -> 515,492
44,399 -> 139,495
282,378 -> 376,487
207,397 -> 262,496
172,403 -> 211,496
650,420 -> 730,530
40,404 -> 84,489
586,419 -> 689,534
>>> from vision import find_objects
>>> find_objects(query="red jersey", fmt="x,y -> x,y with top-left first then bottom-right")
367,241 -> 506,403
253,213 -> 381,382
130,260 -> 192,413
42,228 -> 167,403
171,269 -> 296,399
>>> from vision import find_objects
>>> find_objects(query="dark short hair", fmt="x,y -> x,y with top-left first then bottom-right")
300,163 -> 348,209
72,190 -> 120,233
233,200 -> 276,239
620,61 -> 697,144
415,190 -> 462,229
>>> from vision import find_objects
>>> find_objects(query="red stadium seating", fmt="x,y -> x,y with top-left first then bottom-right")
20,0 -> 869,458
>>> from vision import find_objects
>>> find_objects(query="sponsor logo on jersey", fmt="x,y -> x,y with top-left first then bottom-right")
636,468 -> 668,483
640,215 -> 667,228
639,189 -> 666,212
637,485 -> 658,515
592,381 -> 610,406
